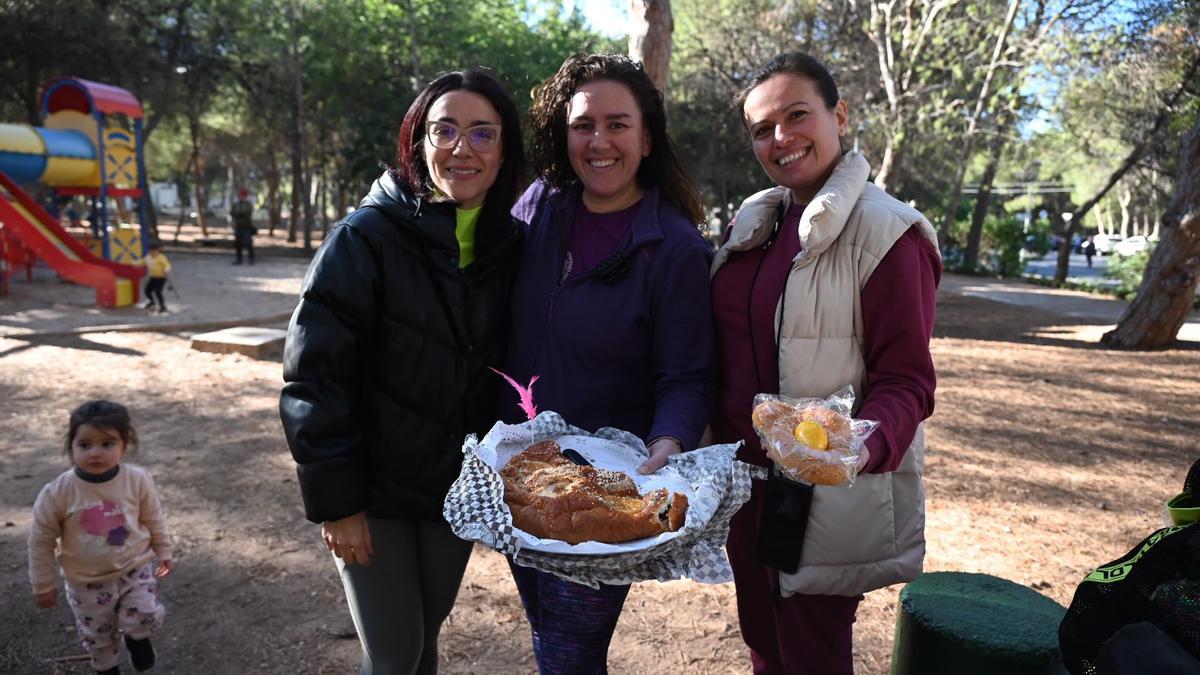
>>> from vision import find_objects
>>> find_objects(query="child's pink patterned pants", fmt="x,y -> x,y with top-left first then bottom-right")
64,562 -> 164,671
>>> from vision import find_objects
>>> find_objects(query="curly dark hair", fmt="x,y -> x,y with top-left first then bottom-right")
529,54 -> 705,225
63,399 -> 139,456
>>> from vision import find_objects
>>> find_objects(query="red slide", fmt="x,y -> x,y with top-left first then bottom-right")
0,170 -> 143,307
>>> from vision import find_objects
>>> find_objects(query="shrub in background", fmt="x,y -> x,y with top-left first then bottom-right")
1104,251 -> 1150,299
982,215 -> 1026,277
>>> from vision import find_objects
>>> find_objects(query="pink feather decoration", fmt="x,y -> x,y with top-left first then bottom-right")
490,367 -> 539,420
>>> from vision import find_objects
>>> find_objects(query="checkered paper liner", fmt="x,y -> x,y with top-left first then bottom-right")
443,411 -> 755,588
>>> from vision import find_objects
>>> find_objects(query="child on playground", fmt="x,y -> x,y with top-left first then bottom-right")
65,203 -> 83,229
28,400 -> 174,675
141,242 -> 170,313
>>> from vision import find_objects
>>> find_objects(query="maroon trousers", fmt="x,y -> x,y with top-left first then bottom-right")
727,478 -> 863,675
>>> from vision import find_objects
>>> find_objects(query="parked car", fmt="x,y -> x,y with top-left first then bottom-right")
1113,235 -> 1152,257
1092,234 -> 1123,256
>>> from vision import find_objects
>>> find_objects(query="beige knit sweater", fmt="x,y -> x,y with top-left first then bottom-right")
28,464 -> 173,594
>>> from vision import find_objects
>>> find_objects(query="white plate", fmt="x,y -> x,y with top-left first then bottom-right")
482,433 -> 696,555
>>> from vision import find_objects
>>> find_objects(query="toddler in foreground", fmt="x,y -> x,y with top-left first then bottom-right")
28,400 -> 174,674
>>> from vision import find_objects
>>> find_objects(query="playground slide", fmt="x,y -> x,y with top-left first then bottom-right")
0,170 -> 143,307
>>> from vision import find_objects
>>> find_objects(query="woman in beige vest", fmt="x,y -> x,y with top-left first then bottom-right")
709,52 -> 942,674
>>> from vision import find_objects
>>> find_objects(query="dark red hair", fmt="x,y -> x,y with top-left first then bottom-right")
392,69 -> 525,232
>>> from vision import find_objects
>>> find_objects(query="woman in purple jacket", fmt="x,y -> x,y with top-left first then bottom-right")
499,54 -> 716,674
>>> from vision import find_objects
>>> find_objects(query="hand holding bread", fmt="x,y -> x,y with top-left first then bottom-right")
638,436 -> 683,475
750,388 -> 878,486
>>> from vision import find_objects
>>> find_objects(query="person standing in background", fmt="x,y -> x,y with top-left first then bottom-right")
231,189 -> 256,265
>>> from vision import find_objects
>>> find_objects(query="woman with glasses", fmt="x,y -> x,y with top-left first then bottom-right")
280,68 -> 524,674
711,52 -> 941,674
498,54 -> 715,673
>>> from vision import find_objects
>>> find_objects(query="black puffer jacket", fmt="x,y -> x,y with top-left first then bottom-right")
280,172 -> 521,523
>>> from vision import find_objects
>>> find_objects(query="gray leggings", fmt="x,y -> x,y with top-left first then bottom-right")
335,516 -> 473,675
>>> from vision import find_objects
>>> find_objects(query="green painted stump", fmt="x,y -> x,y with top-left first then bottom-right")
891,572 -> 1067,675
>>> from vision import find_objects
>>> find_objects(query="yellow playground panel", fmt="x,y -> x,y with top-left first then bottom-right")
109,226 -> 142,264
115,277 -> 134,306
85,226 -> 141,264
104,128 -> 138,189
42,112 -> 139,189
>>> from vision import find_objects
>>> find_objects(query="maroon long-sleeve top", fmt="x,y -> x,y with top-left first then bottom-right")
711,203 -> 941,474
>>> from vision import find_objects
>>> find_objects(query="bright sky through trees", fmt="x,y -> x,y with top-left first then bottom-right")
572,0 -> 629,38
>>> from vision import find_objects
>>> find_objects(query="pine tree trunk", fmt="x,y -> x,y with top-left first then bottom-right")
1101,121 -> 1200,349
628,0 -> 673,93
1118,187 -> 1131,237
963,130 -> 1008,271
319,168 -> 329,237
874,127 -> 905,194
303,161 -> 315,253
143,191 -> 160,244
289,159 -> 301,243
188,114 -> 208,237
287,3 -> 303,244
267,151 -> 281,235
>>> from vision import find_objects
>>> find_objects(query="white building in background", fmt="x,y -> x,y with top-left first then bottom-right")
148,181 -> 229,218
149,182 -> 182,212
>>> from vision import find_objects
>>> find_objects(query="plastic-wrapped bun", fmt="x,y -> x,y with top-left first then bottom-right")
799,405 -> 852,447
751,398 -> 795,430
750,386 -> 879,486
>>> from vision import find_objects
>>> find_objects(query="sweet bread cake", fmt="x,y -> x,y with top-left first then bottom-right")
500,440 -> 689,544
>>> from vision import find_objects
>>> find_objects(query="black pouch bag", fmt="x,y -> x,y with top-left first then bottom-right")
756,468 -> 815,573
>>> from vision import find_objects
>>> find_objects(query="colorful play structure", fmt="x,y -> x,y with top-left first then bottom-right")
0,77 -> 150,307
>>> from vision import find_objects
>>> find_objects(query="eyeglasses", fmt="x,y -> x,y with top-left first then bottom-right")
425,121 -> 501,152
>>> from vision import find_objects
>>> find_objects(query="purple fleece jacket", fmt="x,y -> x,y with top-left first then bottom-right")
500,179 -> 716,451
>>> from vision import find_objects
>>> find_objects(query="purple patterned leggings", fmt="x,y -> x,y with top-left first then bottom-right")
65,562 -> 164,672
509,561 -> 631,674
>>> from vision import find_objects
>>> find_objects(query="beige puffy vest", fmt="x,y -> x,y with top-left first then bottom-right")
713,152 -> 939,596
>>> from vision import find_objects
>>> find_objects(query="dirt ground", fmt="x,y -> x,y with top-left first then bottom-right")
1,246 -> 1197,673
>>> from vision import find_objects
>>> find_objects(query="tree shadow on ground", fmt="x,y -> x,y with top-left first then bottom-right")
0,335 -> 145,358
935,294 -> 1200,351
